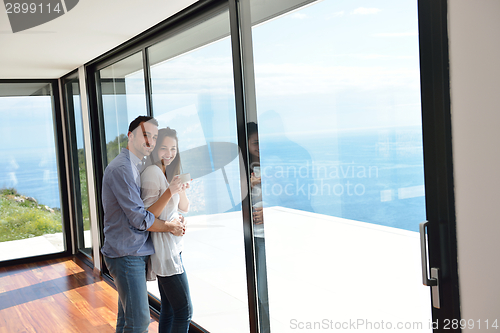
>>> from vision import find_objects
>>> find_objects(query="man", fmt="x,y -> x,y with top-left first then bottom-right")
101,116 -> 184,333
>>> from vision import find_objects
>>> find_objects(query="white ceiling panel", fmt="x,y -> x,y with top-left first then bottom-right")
0,0 -> 198,79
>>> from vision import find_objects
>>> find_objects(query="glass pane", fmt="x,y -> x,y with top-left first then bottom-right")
148,9 -> 249,333
0,82 -> 65,261
65,77 -> 92,256
249,0 -> 431,331
98,51 -> 148,165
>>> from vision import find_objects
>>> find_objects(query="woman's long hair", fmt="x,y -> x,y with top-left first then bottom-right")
247,122 -> 259,172
146,127 -> 182,181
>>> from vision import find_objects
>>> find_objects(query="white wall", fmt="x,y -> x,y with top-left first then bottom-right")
448,0 -> 500,327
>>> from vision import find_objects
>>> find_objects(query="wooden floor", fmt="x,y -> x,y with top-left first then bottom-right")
0,256 -> 159,333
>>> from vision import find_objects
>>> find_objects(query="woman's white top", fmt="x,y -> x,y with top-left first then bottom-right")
141,164 -> 187,279
251,183 -> 265,238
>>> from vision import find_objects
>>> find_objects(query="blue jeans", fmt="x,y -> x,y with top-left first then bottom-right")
157,266 -> 193,333
104,255 -> 150,333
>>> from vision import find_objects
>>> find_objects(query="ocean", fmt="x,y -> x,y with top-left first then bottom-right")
0,127 -> 426,232
258,127 -> 426,232
0,153 -> 61,209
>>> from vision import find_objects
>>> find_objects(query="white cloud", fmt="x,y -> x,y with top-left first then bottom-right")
353,54 -> 415,60
150,54 -> 235,95
352,7 -> 381,15
327,11 -> 345,19
374,31 -> 418,37
290,13 -> 309,20
254,63 -> 421,97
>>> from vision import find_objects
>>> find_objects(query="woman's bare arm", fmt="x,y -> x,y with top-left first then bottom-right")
146,176 -> 183,217
178,185 -> 190,213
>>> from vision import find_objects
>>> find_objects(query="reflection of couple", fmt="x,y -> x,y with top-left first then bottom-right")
248,122 -> 270,333
257,110 -> 314,213
101,116 -> 192,333
248,122 -> 263,225
248,114 -> 312,333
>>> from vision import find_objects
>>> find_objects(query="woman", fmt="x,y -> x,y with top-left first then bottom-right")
141,127 -> 192,333
247,122 -> 270,333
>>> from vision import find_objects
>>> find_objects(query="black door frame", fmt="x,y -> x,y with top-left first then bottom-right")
0,79 -> 72,266
78,0 -> 461,332
418,0 -> 461,331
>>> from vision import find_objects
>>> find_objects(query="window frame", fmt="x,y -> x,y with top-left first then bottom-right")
61,70 -> 96,266
85,1 -> 233,328
0,78 -> 72,266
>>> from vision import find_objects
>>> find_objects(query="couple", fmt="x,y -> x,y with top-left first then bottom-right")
101,116 -> 192,333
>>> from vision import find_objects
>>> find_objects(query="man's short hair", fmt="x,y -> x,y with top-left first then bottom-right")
128,116 -> 159,133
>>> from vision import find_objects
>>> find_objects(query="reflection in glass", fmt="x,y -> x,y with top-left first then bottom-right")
65,77 -> 92,256
0,82 -> 64,261
148,9 -> 250,333
98,52 -> 148,164
250,0 -> 431,331
247,122 -> 270,333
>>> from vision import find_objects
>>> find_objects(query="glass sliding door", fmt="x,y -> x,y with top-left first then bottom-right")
63,74 -> 93,257
147,8 -> 250,333
0,82 -> 66,261
97,51 -> 148,165
246,0 -> 431,331
84,0 -> 459,331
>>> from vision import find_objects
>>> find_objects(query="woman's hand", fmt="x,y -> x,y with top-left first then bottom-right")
179,215 -> 187,235
168,176 -> 185,195
251,172 -> 261,188
178,183 -> 190,213
168,217 -> 185,236
178,181 -> 190,194
253,207 -> 264,225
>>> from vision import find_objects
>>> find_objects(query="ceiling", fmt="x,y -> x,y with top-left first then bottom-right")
0,0 -> 197,79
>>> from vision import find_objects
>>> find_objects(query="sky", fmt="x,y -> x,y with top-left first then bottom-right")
0,0 -> 424,221
1,0 -> 423,168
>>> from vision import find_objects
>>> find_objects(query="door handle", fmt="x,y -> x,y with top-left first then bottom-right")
419,221 -> 440,308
